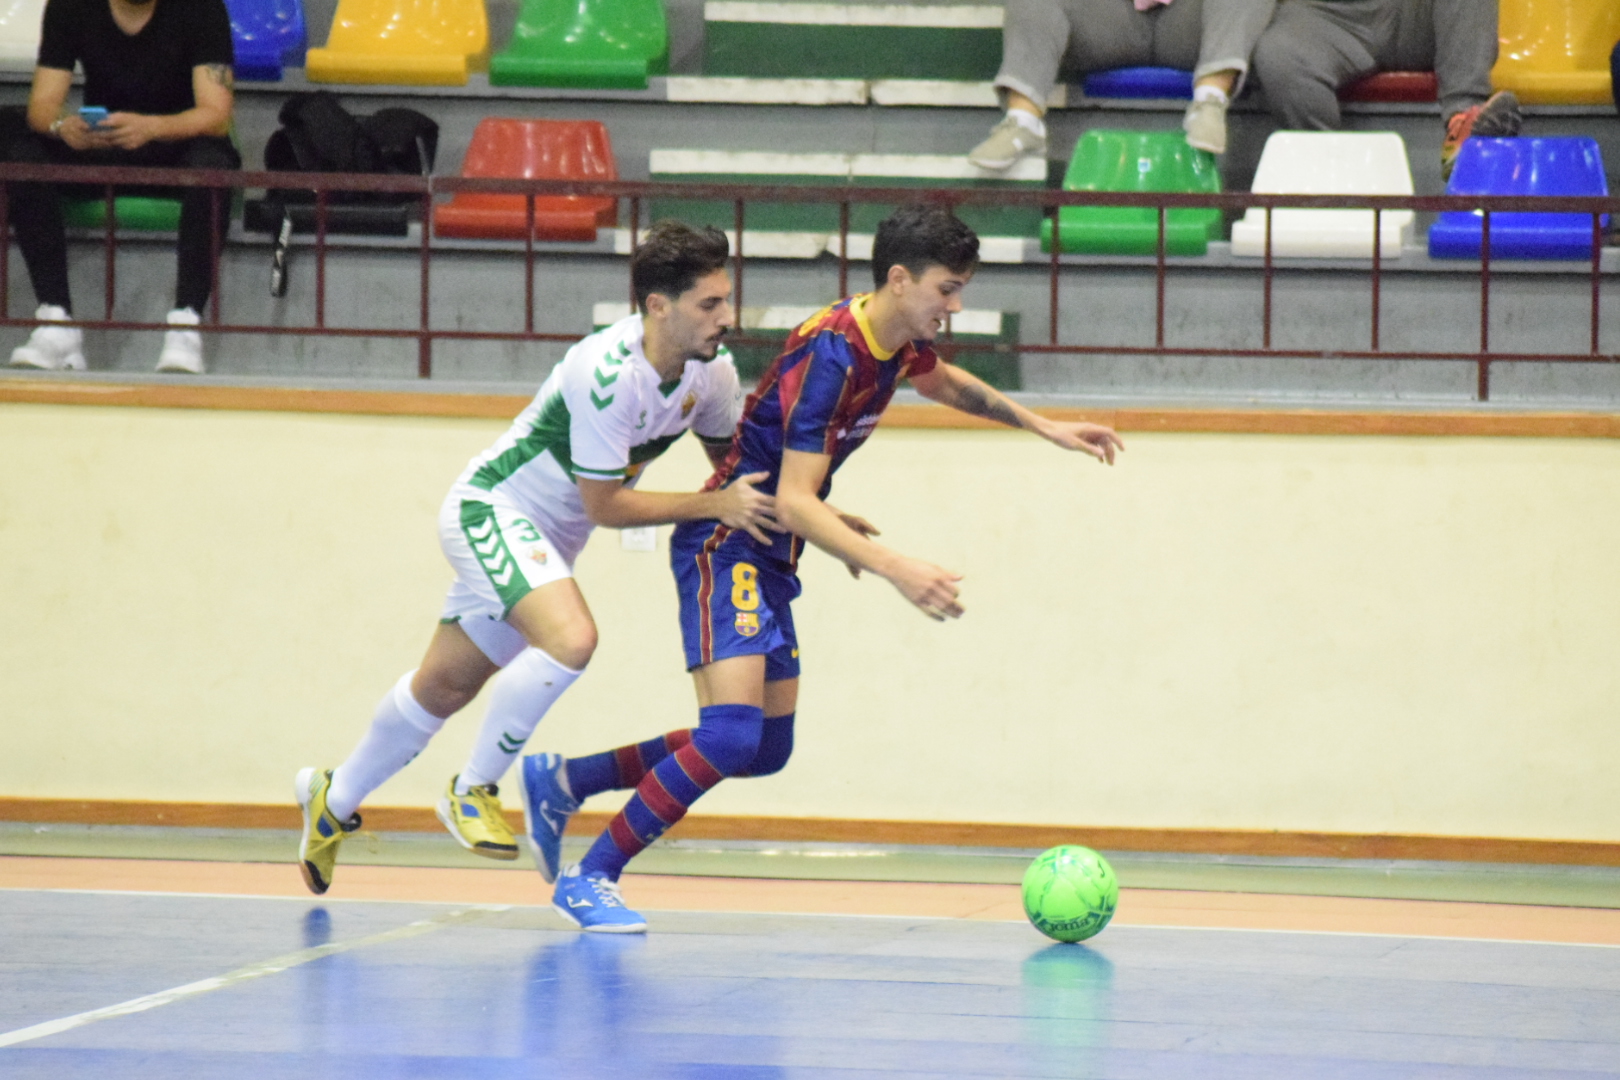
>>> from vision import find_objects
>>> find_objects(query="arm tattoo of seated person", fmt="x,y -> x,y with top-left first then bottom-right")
953,381 -> 1022,429
204,64 -> 235,89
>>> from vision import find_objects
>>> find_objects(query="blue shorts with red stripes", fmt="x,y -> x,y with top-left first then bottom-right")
670,520 -> 801,681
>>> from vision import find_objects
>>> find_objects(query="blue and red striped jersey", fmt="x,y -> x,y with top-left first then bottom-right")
706,293 -> 938,565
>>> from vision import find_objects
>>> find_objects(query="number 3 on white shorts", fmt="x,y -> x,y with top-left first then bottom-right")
731,563 -> 759,611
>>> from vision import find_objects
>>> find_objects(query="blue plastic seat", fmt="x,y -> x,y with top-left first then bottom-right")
225,0 -> 307,81
1428,137 -> 1609,260
1081,66 -> 1192,99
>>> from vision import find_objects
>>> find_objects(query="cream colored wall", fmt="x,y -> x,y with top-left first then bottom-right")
3,402 -> 1618,841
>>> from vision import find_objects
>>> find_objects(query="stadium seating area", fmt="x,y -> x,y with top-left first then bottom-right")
0,0 -> 1615,394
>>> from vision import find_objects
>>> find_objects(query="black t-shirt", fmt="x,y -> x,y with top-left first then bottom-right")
38,0 -> 234,115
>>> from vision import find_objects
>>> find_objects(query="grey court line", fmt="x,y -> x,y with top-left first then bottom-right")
0,904 -> 508,1050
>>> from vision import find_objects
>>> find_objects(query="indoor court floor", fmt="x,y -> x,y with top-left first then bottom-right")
3,841 -> 1619,1078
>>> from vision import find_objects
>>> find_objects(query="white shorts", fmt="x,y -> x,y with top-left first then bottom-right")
438,486 -> 574,667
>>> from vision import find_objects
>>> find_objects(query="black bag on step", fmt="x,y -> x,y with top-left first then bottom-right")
245,91 -> 438,296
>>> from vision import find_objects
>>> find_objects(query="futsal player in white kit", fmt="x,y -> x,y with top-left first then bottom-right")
294,222 -> 780,894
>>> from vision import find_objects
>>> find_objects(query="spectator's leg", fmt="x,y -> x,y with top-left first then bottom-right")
0,106 -> 73,312
1420,0 -> 1495,122
1251,0 -> 1378,130
1192,0 -> 1277,94
992,0 -> 1077,113
1613,39 -> 1619,115
173,136 -> 241,314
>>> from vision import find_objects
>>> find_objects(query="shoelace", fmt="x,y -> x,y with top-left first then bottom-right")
588,876 -> 627,908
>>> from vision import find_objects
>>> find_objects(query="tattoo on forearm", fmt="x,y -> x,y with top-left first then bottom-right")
953,382 -> 1022,428
204,64 -> 234,89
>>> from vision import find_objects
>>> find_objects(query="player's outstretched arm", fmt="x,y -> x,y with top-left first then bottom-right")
909,363 -> 1124,464
577,473 -> 784,545
776,449 -> 964,621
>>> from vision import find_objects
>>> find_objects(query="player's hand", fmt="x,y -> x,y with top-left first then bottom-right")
1040,420 -> 1124,464
886,556 -> 963,621
833,508 -> 879,578
99,113 -> 161,151
714,471 -> 785,545
57,115 -> 112,152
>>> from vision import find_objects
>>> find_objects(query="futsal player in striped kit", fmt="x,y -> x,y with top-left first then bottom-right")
520,204 -> 1125,931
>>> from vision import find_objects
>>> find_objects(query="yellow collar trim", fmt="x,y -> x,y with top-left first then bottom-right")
850,294 -> 897,362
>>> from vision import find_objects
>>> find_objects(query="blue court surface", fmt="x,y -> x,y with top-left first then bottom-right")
2,888 -> 1618,1078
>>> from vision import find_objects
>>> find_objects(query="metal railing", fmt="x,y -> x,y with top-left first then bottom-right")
1,162 -> 1616,400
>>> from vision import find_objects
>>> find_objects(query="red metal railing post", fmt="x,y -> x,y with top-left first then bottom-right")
209,187 -> 222,325
627,196 -> 639,310
1479,209 -> 1491,400
418,189 -> 432,378
1262,205 -> 1273,350
524,192 -> 535,335
314,188 -> 327,329
837,200 -> 849,299
0,184 -> 10,320
1592,211 -> 1602,355
1154,205 -> 1166,348
1370,207 -> 1381,351
103,183 -> 115,320
1049,203 -> 1060,347
733,197 -> 745,317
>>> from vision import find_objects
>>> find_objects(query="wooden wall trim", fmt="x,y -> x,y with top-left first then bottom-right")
3,379 -> 1617,438
4,798 -> 1617,867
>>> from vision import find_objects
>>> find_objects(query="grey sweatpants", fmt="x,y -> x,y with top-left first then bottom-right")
995,0 -> 1278,106
1251,0 -> 1497,128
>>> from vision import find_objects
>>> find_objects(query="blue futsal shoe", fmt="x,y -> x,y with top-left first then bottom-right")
552,864 -> 647,933
519,752 -> 579,884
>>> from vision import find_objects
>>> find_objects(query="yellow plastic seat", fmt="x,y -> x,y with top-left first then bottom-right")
305,0 -> 488,86
1492,0 -> 1620,105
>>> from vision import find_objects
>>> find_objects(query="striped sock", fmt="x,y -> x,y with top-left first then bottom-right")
578,704 -> 762,880
564,730 -> 692,801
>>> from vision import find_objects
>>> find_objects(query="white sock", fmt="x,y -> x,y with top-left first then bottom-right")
456,648 -> 583,792
1193,85 -> 1229,105
1008,108 -> 1046,138
327,671 -> 446,821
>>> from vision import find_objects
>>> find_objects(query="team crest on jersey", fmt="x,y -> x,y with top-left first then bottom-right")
530,549 -> 548,565
734,612 -> 760,637
681,392 -> 697,419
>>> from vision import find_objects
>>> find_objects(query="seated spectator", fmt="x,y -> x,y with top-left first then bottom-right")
3,0 -> 239,374
1250,0 -> 1519,179
1612,37 -> 1618,115
968,0 -> 1275,169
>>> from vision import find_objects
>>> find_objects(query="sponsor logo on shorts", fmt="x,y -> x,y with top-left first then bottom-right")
530,548 -> 548,564
734,612 -> 760,638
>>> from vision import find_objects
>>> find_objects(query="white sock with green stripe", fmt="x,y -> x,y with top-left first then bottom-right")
328,671 -> 446,821
456,648 -> 583,793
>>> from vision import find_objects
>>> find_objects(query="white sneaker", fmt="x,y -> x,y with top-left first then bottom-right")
9,304 -> 85,371
967,115 -> 1047,171
1183,98 -> 1228,155
155,307 -> 204,374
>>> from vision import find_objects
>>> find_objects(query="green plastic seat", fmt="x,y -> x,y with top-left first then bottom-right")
1040,130 -> 1222,256
490,0 -> 667,90
61,195 -> 182,231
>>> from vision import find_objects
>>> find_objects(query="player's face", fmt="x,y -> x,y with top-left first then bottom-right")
665,269 -> 736,361
894,264 -> 970,342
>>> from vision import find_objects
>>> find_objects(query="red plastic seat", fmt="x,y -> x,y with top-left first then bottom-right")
434,119 -> 617,241
1340,71 -> 1438,103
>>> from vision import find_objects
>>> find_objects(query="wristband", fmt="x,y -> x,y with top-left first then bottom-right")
48,117 -> 64,138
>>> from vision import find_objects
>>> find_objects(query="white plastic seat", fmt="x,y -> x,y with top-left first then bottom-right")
1230,131 -> 1415,259
0,0 -> 45,70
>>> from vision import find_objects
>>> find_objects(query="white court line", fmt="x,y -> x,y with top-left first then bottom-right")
0,904 -> 507,1049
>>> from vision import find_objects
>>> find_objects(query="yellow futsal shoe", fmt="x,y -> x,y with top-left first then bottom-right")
295,766 -> 361,895
437,776 -> 520,860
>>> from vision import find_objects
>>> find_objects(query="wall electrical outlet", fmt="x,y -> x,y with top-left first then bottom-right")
620,527 -> 657,552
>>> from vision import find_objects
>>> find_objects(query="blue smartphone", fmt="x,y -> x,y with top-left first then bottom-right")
78,106 -> 107,129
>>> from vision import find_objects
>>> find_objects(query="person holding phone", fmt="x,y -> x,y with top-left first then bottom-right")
1,0 -> 239,374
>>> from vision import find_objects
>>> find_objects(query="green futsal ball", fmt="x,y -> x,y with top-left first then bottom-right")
1022,845 -> 1118,943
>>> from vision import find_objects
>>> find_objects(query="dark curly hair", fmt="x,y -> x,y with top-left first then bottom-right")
871,203 -> 980,287
630,220 -> 731,313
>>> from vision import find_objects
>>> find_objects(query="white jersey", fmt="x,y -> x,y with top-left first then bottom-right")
452,315 -> 743,565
